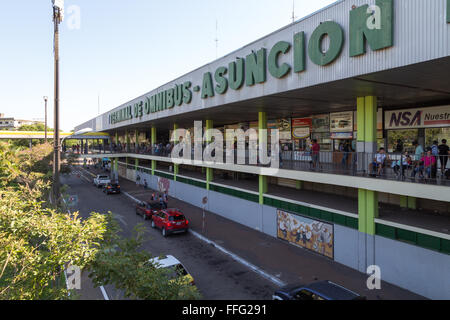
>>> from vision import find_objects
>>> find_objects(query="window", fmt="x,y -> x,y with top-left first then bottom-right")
169,215 -> 185,222
294,289 -> 314,301
165,264 -> 188,279
294,289 -> 325,301
387,129 -> 418,153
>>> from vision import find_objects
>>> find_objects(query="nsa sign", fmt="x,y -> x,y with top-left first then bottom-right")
385,106 -> 450,129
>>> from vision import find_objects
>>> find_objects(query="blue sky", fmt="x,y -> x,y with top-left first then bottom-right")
0,0 -> 335,131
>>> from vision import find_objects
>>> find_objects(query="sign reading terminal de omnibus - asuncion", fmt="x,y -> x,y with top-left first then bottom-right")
108,0 -> 395,125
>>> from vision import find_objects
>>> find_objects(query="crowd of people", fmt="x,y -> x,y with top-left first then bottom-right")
370,139 -> 450,180
109,142 -> 174,156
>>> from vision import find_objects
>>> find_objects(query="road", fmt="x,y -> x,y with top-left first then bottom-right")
61,169 -> 278,300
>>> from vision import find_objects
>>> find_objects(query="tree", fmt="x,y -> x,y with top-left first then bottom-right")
18,123 -> 53,132
88,222 -> 202,300
0,142 -> 109,299
0,142 -> 201,300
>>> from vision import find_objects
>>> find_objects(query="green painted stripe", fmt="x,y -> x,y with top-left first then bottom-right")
376,223 -> 449,255
263,196 -> 358,230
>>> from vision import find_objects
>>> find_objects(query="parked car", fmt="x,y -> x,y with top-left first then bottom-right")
93,175 -> 111,188
151,209 -> 189,237
103,183 -> 121,195
148,255 -> 195,286
272,280 -> 364,300
136,201 -> 162,220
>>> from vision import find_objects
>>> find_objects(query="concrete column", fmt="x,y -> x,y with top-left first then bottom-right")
400,195 -> 408,208
113,158 -> 118,182
173,123 -> 179,181
357,96 -> 379,236
258,112 -> 268,204
151,127 -> 156,175
135,129 -> 139,153
357,96 -> 378,172
126,130 -> 130,153
205,120 -> 213,190
407,197 -> 417,210
259,175 -> 268,205
358,189 -> 378,235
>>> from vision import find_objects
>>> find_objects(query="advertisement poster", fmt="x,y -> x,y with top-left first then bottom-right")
331,132 -> 353,140
277,210 -> 334,259
268,118 -> 292,140
292,118 -> 312,139
385,106 -> 450,129
330,112 -> 353,132
312,114 -> 330,133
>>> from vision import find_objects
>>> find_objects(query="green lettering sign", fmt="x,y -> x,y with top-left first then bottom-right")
349,0 -> 393,57
214,67 -> 228,95
245,48 -> 267,86
268,41 -> 291,79
447,0 -> 450,23
229,59 -> 245,90
183,81 -> 192,104
167,88 -> 175,109
308,21 -> 344,66
174,84 -> 183,106
293,32 -> 306,73
201,72 -> 215,99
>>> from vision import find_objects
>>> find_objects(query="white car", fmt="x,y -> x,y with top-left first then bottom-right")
148,255 -> 194,285
93,175 -> 111,188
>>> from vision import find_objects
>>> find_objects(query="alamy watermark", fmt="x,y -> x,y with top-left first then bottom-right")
170,121 -> 280,173
66,5 -> 81,30
366,265 -> 381,290
56,1 -> 81,30
66,265 -> 81,290
366,5 -> 382,30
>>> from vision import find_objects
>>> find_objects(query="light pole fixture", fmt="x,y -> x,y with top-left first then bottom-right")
43,96 -> 48,143
52,0 -> 64,204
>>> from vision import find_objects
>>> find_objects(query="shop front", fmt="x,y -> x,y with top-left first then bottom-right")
385,105 -> 450,155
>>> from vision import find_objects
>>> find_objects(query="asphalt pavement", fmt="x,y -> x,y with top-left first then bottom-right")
61,165 -> 425,300
61,169 -> 277,300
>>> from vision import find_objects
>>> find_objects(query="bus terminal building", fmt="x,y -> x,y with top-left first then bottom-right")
75,0 -> 450,299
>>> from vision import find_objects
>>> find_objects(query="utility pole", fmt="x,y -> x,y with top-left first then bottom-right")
292,0 -> 297,23
214,20 -> 219,59
43,96 -> 48,143
52,0 -> 64,204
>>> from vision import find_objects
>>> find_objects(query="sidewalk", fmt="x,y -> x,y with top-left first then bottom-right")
90,167 -> 425,300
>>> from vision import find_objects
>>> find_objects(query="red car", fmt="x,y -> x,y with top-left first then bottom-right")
135,201 -> 163,220
151,209 -> 189,237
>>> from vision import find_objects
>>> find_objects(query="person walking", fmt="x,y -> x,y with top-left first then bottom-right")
438,139 -> 449,176
163,191 -> 169,208
311,139 -> 320,170
395,139 -> 404,154
341,140 -> 350,168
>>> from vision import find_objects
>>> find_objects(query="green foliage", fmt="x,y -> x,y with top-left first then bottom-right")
0,181 -> 109,300
0,141 -> 201,300
17,124 -> 53,132
89,220 -> 201,300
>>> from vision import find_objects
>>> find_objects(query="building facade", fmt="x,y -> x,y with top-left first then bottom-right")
75,0 -> 450,299
0,113 -> 44,130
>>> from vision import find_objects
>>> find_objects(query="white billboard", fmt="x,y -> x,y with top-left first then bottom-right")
385,106 -> 450,130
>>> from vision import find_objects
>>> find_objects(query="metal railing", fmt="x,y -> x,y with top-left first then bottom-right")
70,144 -> 450,186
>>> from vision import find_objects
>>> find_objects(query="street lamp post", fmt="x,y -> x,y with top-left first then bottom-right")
52,0 -> 64,204
43,96 -> 48,143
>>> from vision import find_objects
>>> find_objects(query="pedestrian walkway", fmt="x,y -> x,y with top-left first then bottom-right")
149,164 -> 450,235
89,168 -> 424,300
